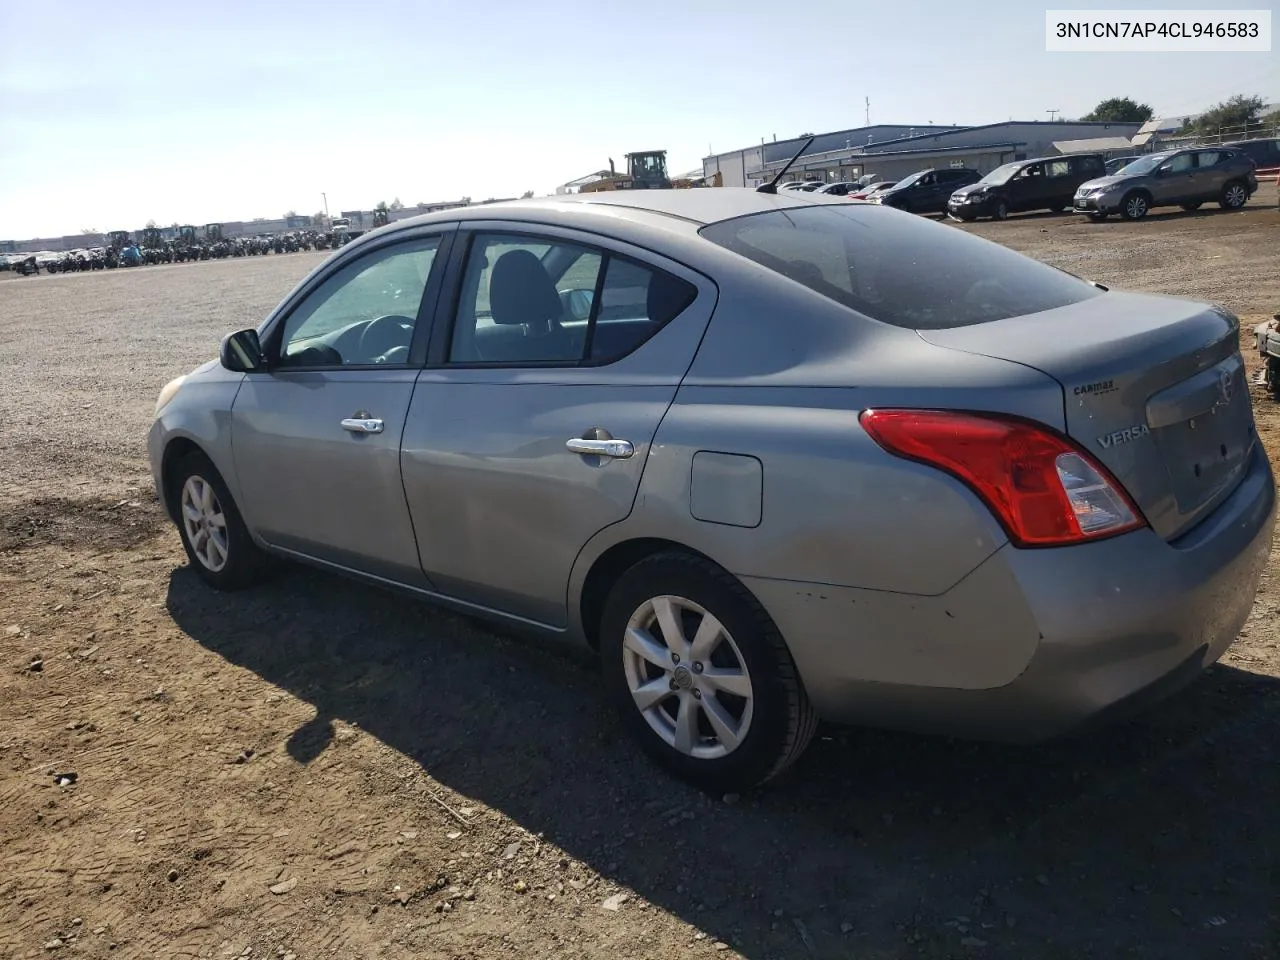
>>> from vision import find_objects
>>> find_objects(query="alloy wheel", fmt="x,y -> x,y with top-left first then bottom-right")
621,595 -> 754,760
180,475 -> 229,572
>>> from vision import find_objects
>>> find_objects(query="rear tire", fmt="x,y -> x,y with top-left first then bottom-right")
600,552 -> 817,792
1121,192 -> 1150,220
170,451 -> 267,591
1218,181 -> 1248,210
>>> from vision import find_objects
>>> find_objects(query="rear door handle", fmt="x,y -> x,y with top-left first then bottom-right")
341,417 -> 384,434
566,438 -> 633,459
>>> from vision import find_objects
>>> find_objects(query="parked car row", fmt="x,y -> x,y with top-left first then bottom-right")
778,136 -> 1275,226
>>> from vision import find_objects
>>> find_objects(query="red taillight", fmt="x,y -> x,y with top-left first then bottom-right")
859,409 -> 1146,547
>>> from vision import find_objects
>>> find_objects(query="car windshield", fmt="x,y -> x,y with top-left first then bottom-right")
890,171 -> 926,190
700,204 -> 1101,330
979,163 -> 1022,185
1113,154 -> 1167,175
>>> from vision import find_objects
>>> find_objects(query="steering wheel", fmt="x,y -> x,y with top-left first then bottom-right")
357,314 -> 415,363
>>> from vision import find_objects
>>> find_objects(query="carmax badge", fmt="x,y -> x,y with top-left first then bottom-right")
1098,423 -> 1150,449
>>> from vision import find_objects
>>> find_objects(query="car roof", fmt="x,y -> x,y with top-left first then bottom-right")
376,188 -> 848,233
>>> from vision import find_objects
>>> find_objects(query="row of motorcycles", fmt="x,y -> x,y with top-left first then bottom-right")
7,229 -> 348,277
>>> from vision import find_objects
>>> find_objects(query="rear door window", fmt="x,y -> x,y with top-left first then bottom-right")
1195,150 -> 1224,168
700,205 -> 1100,330
446,232 -> 696,365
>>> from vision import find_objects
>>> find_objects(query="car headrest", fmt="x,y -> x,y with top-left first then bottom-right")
490,250 -> 562,326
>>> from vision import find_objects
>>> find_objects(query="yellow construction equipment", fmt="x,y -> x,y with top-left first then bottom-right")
579,151 -> 672,192
577,151 -> 723,192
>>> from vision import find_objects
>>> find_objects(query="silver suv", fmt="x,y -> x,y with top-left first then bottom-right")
1072,146 -> 1257,221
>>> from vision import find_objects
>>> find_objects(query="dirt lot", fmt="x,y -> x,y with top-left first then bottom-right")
2,198 -> 1279,960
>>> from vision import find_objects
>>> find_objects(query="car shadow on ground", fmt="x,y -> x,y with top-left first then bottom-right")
167,564 -> 1280,960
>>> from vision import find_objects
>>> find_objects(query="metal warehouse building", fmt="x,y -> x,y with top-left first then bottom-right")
704,121 -> 1144,187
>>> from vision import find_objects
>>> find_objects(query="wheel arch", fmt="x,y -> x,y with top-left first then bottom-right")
577,537 -> 724,652
160,436 -> 206,523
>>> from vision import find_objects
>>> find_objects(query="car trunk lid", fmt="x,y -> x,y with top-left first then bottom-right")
918,291 -> 1254,541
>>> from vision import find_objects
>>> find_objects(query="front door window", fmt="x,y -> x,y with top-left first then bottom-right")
277,237 -> 441,367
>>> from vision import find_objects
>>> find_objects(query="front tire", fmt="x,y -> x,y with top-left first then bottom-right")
993,200 -> 1008,221
600,552 -> 817,792
1121,191 -> 1150,220
171,451 -> 266,591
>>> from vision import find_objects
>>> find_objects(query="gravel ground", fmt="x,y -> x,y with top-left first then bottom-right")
2,197 -> 1279,960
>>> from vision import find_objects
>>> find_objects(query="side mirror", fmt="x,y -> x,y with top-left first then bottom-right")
564,288 -> 594,322
1155,165 -> 1171,177
220,329 -> 265,372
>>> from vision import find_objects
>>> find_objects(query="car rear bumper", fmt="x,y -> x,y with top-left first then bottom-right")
746,443 -> 1275,742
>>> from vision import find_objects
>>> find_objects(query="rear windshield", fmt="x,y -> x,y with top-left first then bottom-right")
699,204 -> 1101,330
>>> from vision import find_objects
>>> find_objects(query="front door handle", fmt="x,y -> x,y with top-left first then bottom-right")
566,437 -> 633,459
341,417 -> 384,434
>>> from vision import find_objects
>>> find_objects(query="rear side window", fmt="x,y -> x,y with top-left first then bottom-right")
447,232 -> 696,365
699,204 -> 1101,330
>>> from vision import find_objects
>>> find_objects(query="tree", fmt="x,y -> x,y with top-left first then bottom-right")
311,210 -> 327,227
520,190 -> 535,199
283,209 -> 298,218
80,227 -> 99,235
145,219 -> 158,229
389,197 -> 404,210
374,200 -> 390,214
1192,94 -> 1267,136
1081,97 -> 1154,123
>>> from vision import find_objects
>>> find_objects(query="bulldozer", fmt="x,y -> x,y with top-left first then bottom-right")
578,150 -> 672,192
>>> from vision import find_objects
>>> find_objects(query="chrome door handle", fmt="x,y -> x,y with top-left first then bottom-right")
566,438 -> 633,459
341,417 -> 384,434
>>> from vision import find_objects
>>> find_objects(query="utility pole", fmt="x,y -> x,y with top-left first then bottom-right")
321,192 -> 330,221
865,97 -> 870,126
1046,108 -> 1060,122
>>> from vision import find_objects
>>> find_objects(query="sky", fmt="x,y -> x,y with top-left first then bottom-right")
1,0 -> 1276,239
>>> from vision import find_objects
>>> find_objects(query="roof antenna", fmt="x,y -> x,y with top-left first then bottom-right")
757,136 -> 815,194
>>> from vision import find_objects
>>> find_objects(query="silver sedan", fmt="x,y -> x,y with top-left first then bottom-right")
149,189 -> 1275,791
